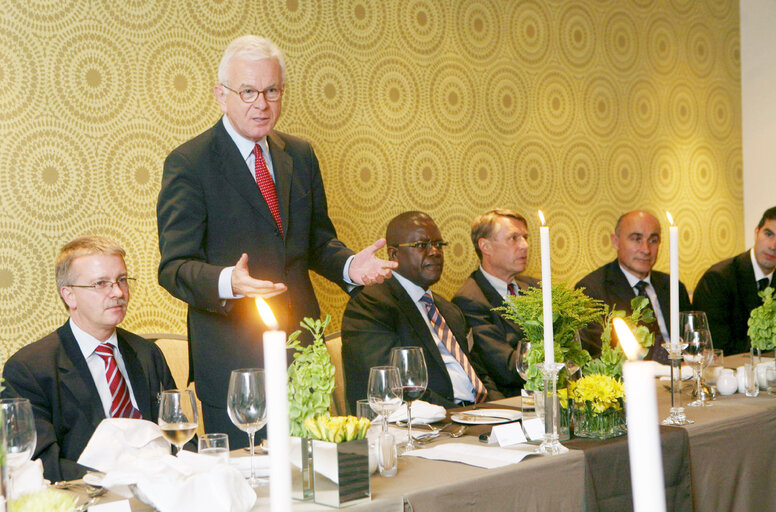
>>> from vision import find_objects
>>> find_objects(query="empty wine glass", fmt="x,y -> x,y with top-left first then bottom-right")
158,389 -> 199,455
389,347 -> 428,452
367,366 -> 404,433
227,368 -> 267,487
1,398 -> 37,499
683,329 -> 714,407
516,340 -> 531,380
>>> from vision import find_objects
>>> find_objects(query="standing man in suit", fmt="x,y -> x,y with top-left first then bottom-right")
156,36 -> 394,443
575,210 -> 691,361
2,236 -> 176,482
452,209 -> 538,398
341,211 -> 500,411
693,207 -> 776,355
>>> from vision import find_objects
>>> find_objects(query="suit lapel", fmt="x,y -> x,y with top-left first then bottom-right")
57,324 -> 106,431
268,131 -> 291,233
118,332 -> 152,419
737,252 -> 761,313
604,261 -> 638,314
472,270 -> 522,333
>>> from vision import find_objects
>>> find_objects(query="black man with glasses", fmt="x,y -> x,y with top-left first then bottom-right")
156,36 -> 396,444
2,236 -> 177,482
341,211 -> 501,412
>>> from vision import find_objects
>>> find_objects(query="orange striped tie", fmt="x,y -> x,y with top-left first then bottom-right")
94,343 -> 142,419
419,293 -> 487,403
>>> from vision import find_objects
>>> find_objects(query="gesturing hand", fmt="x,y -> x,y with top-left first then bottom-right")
231,253 -> 288,298
349,239 -> 398,286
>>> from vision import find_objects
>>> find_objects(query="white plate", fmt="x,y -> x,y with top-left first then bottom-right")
451,409 -> 522,425
82,472 -> 104,487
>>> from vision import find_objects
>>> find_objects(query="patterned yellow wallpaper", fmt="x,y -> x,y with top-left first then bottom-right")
0,0 -> 742,360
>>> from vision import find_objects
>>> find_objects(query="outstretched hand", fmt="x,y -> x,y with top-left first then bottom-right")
349,238 -> 398,286
231,253 -> 288,298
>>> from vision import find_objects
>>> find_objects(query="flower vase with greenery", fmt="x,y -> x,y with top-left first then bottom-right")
748,287 -> 776,360
568,374 -> 626,439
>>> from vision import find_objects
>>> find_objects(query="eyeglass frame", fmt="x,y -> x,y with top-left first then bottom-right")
220,83 -> 284,103
389,240 -> 449,251
65,277 -> 136,292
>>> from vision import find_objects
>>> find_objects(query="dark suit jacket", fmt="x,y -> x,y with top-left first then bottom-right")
341,277 -> 501,411
452,270 -> 538,398
1,322 -> 176,482
575,260 -> 691,358
157,119 -> 353,410
693,251 -> 765,355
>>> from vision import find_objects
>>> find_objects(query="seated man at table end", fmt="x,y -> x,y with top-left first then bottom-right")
1,236 -> 177,482
341,211 -> 501,412
452,209 -> 538,398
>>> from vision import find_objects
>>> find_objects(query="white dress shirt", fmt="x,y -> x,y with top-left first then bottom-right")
619,264 -> 671,343
751,247 -> 774,286
479,266 -> 519,299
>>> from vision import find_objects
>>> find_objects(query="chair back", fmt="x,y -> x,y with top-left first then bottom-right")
325,332 -> 347,416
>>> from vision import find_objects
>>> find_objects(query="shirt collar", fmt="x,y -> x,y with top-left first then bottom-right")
750,247 -> 774,283
618,262 -> 652,289
479,265 -> 514,298
392,272 -> 430,303
69,318 -> 118,360
221,116 -> 269,162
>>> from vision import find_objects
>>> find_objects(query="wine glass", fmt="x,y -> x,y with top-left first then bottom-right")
227,368 -> 267,487
158,389 -> 199,455
516,340 -> 531,380
367,366 -> 404,433
680,311 -> 710,338
683,329 -> 714,407
389,347 -> 428,451
1,398 -> 37,499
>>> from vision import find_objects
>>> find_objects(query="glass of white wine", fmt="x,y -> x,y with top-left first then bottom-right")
227,368 -> 268,487
158,389 -> 199,455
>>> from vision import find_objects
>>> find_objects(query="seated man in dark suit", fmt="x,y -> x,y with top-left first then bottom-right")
452,209 -> 538,398
693,206 -> 776,355
342,211 -> 501,411
575,210 -> 690,361
2,236 -> 176,482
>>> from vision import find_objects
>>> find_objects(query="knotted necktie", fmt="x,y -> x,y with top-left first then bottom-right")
254,144 -> 283,238
419,293 -> 487,403
634,280 -> 668,363
507,283 -> 518,296
758,277 -> 770,292
94,343 -> 142,419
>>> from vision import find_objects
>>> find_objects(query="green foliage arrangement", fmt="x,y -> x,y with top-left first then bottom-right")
584,296 -> 656,380
496,283 -> 604,390
748,287 -> 776,351
287,316 -> 336,437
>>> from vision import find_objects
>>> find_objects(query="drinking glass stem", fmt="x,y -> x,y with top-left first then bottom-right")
406,401 -> 414,449
248,431 -> 256,484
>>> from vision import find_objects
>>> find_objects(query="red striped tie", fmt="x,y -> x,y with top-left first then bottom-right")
94,343 -> 142,419
419,293 -> 488,403
254,144 -> 283,238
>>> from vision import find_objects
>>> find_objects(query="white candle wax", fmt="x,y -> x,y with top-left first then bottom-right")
623,360 -> 666,512
669,224 -> 679,349
540,224 -> 554,363
264,329 -> 292,512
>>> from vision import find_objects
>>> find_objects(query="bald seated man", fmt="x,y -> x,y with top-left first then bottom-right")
575,210 -> 691,361
341,211 -> 501,411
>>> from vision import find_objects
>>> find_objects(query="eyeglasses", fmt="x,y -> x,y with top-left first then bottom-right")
391,240 -> 449,251
66,277 -> 136,292
221,84 -> 283,103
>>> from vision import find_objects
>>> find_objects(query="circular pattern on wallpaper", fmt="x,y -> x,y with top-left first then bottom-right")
50,24 -> 131,132
2,0 -> 81,35
394,0 -> 447,57
724,148 -> 743,202
299,50 -> 357,132
559,138 -> 602,207
507,0 -> 551,65
179,0 -> 252,44
458,137 -> 508,210
582,73 -> 619,140
483,63 -> 530,137
332,0 -> 387,51
668,0 -> 695,15
708,204 -> 738,261
0,25 -> 40,126
686,23 -> 715,78
263,1 -> 323,47
334,135 -> 393,215
705,84 -> 735,141
534,68 -> 577,140
454,0 -> 500,61
705,0 -> 735,20
140,34 -> 217,135
581,204 -> 621,265
557,4 -> 596,70
646,15 -> 678,75
365,57 -> 421,136
70,217 -> 148,280
667,83 -> 699,140
511,138 -> 557,203
91,1 -> 170,38
722,27 -> 741,82
398,136 -> 453,211
686,144 -> 719,202
0,120 -> 96,232
604,142 -> 644,205
0,221 -> 50,331
427,60 -> 478,136
626,79 -> 660,139
541,210 -> 582,284
648,142 -> 683,205
603,10 -> 639,73
672,206 -> 703,273
433,207 -> 481,287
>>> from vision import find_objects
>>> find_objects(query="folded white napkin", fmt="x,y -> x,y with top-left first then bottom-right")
229,454 -> 271,478
77,418 -> 170,472
99,451 -> 256,512
388,400 -> 446,424
10,459 -> 48,500
649,361 -> 693,380
403,442 -> 536,469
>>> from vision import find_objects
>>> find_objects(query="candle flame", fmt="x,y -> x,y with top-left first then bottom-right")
538,210 -> 546,226
666,211 -> 674,226
255,298 -> 279,330
613,317 -> 644,361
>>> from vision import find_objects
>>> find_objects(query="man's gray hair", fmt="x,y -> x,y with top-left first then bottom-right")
217,35 -> 286,86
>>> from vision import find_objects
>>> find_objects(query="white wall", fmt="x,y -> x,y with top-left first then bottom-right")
740,0 -> 776,245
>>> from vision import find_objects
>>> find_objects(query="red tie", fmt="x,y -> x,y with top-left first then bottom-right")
254,144 -> 283,238
94,343 -> 142,419
507,283 -> 518,296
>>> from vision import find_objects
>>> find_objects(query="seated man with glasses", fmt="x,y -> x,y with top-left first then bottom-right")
1,236 -> 177,482
341,211 -> 500,412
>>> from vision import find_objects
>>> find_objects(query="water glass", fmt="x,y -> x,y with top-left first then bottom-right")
703,349 -> 724,392
198,433 -> 230,462
744,363 -> 760,397
356,399 -> 377,422
377,431 -> 398,477
766,366 -> 776,396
